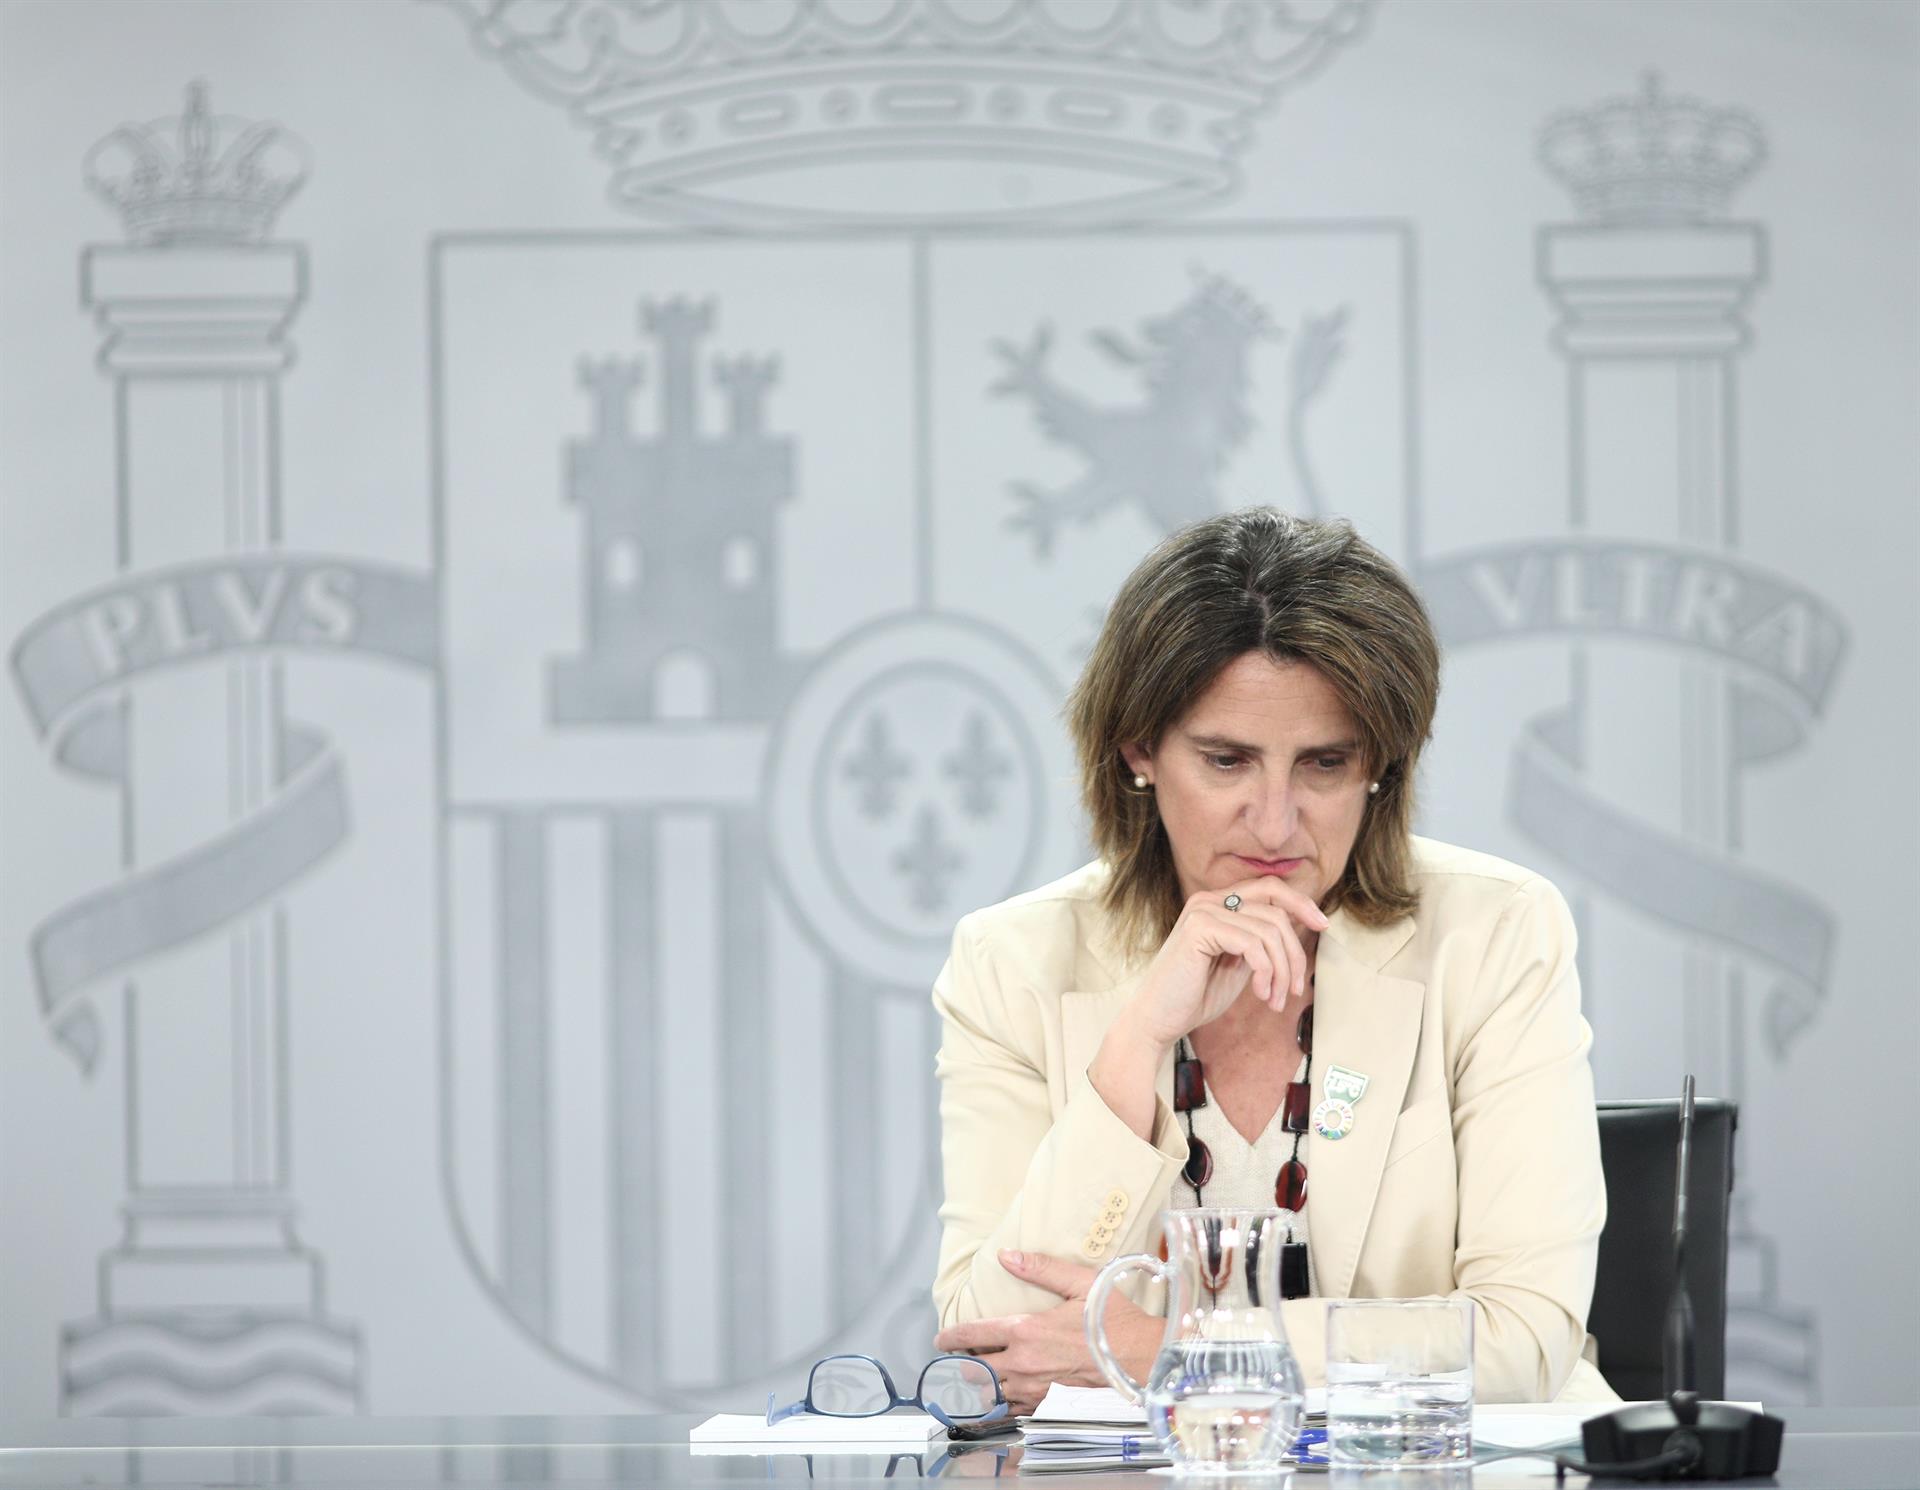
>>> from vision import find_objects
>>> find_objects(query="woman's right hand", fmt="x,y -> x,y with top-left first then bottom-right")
1089,877 -> 1328,1138
1123,878 -> 1332,1049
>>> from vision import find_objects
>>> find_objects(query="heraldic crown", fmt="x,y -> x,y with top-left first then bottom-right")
443,0 -> 1372,225
86,81 -> 310,245
1540,72 -> 1765,225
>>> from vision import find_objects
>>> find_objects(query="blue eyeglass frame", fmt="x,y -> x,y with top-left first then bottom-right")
765,1352 -> 1009,1429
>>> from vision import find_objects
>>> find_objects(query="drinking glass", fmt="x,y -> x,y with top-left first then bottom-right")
1325,1298 -> 1474,1466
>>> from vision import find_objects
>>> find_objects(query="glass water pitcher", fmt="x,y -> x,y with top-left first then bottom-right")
1084,1207 -> 1307,1474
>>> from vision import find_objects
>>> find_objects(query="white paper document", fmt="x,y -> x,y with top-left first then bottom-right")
1025,1383 -> 1330,1425
689,1410 -> 947,1451
1019,1385 -> 1332,1475
1023,1384 -> 1147,1427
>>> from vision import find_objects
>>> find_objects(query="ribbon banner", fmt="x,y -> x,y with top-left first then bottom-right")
1509,711 -> 1835,1056
10,554 -> 437,1071
14,556 -> 437,734
1420,539 -> 1845,714
1422,538 -> 1848,1057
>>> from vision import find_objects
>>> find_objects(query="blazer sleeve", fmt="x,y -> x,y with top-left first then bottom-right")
931,912 -> 1187,1327
1446,874 -> 1607,1401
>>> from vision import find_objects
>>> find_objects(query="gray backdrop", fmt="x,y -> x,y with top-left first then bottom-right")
2,0 -> 1914,1422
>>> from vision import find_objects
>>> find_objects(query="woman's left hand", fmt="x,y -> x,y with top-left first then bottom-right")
932,1250 -> 1160,1415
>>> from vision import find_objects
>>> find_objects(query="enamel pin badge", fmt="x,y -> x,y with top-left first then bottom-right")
1315,1064 -> 1371,1141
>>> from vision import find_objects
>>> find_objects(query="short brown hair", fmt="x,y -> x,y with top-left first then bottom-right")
1066,508 -> 1440,955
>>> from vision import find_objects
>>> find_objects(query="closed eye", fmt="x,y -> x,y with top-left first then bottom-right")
1205,752 -> 1247,771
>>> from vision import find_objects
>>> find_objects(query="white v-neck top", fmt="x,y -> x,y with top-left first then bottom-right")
1178,1053 -> 1316,1295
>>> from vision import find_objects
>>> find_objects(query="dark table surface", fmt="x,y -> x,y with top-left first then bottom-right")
3,1409 -> 1917,1487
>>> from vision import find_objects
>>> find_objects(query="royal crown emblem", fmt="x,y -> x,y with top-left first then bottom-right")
440,0 -> 1373,225
1539,71 -> 1765,225
85,80 -> 309,245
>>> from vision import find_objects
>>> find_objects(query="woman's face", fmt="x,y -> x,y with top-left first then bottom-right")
1122,652 -> 1373,909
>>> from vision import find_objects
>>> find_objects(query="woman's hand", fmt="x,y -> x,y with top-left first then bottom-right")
932,1251 -> 1161,1416
1089,877 -> 1327,1139
1129,877 -> 1330,1047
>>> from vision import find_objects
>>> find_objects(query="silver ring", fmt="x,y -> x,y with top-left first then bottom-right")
1223,893 -> 1243,912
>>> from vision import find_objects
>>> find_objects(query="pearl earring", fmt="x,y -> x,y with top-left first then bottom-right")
1133,773 -> 1150,789
1368,781 -> 1381,795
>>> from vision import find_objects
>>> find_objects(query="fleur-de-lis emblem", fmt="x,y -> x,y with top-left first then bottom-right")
942,711 -> 1012,820
843,712 -> 912,819
891,806 -> 965,912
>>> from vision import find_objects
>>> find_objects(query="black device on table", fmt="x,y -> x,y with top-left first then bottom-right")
946,1416 -> 1021,1441
1556,1076 -> 1785,1482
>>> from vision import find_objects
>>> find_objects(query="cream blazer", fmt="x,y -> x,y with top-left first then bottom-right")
931,836 -> 1619,1404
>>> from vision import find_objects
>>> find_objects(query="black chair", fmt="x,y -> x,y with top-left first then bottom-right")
1588,1099 -> 1738,1401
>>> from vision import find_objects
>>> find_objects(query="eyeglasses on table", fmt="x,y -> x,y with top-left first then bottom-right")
766,1353 -> 1008,1431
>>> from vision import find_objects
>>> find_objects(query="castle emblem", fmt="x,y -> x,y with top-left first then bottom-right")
551,299 -> 794,723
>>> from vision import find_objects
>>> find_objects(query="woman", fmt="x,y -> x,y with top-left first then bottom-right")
929,509 -> 1615,1408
